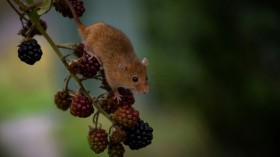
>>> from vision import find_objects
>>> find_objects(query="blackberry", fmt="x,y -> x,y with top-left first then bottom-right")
18,39 -> 43,65
107,88 -> 135,106
54,90 -> 72,111
108,143 -> 125,157
111,105 -> 139,127
123,120 -> 153,150
109,127 -> 126,144
54,0 -> 85,18
18,19 -> 47,37
88,127 -> 109,154
70,92 -> 94,118
100,99 -> 118,114
77,53 -> 100,78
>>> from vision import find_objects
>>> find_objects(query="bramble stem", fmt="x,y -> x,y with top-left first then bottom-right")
64,75 -> 72,91
7,0 -> 28,21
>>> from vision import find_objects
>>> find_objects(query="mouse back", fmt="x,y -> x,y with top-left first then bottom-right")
83,22 -> 135,58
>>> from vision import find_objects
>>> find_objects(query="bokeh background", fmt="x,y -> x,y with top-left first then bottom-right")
1,0 -> 280,157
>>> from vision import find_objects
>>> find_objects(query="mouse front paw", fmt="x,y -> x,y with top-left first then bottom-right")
113,90 -> 122,103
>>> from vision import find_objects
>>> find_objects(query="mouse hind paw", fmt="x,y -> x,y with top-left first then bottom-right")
83,47 -> 102,65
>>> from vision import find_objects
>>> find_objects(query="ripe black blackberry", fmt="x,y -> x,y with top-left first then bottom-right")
108,143 -> 125,157
77,53 -> 100,78
54,0 -> 85,18
107,88 -> 135,106
18,39 -> 43,65
18,20 -> 47,37
111,105 -> 139,127
54,90 -> 72,111
88,127 -> 109,154
70,92 -> 94,118
123,120 -> 153,150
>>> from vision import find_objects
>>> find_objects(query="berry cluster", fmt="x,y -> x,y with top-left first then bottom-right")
52,41 -> 153,155
10,0 -> 153,156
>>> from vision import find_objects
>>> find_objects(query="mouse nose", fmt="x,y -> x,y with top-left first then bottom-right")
136,85 -> 149,94
143,86 -> 149,94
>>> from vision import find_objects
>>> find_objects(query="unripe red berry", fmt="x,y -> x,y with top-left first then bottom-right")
109,127 -> 126,144
70,92 -> 94,118
108,143 -> 125,157
54,90 -> 72,111
111,105 -> 139,127
88,127 -> 109,154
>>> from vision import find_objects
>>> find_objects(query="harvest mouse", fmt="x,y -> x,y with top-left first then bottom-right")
64,0 -> 149,101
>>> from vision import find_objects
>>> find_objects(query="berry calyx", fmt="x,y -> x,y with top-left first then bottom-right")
73,43 -> 85,58
123,119 -> 153,150
18,39 -> 43,65
111,105 -> 139,127
54,90 -> 72,111
18,20 -> 47,37
88,127 -> 109,154
68,60 -> 81,74
70,92 -> 94,118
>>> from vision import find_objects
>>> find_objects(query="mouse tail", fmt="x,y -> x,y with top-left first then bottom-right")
63,0 -> 86,31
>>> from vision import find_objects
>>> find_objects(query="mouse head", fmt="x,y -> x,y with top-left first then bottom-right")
123,58 -> 149,94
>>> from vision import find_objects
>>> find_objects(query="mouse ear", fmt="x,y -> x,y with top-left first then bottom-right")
141,58 -> 148,66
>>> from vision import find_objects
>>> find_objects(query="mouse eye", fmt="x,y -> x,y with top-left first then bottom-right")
132,76 -> 138,82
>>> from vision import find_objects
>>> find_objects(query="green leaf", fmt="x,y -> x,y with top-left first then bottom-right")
37,0 -> 53,15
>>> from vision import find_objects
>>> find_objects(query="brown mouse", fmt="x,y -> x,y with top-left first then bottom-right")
64,0 -> 149,101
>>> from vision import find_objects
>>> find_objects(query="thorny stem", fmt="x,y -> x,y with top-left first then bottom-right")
93,112 -> 100,128
25,23 -> 35,37
63,75 -> 72,91
80,74 -> 103,81
11,0 -> 113,123
7,0 -> 28,21
56,43 -> 77,50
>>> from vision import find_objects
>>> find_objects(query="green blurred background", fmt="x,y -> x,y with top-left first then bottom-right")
1,0 -> 280,157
